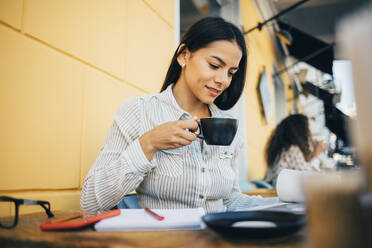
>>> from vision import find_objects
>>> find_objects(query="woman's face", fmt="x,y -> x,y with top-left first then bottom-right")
178,40 -> 242,105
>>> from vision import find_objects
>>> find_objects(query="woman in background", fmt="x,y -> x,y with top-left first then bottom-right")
81,17 -> 277,214
264,114 -> 327,187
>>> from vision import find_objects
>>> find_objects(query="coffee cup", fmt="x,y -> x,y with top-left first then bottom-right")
194,117 -> 238,146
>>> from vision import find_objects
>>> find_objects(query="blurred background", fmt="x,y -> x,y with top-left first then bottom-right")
0,0 -> 369,215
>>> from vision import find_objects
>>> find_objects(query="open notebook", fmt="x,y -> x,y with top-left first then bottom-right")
94,208 -> 206,231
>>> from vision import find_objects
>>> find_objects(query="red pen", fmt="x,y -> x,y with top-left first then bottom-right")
144,208 -> 165,221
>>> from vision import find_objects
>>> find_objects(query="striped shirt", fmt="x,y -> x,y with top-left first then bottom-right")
81,84 -> 276,213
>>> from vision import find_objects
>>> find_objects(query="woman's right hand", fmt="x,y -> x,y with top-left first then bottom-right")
139,117 -> 199,161
312,140 -> 327,158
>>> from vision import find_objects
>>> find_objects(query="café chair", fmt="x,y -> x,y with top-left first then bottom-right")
117,193 -> 139,209
239,181 -> 255,192
250,179 -> 273,189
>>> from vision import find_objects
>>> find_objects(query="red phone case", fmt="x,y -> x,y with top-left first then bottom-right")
40,209 -> 121,231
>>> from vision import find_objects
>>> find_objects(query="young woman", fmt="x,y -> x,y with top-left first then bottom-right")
81,17 -> 277,213
264,114 -> 327,187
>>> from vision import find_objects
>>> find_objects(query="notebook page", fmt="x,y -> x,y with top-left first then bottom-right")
94,208 -> 206,231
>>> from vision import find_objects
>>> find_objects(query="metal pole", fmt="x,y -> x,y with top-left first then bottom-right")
244,0 -> 311,35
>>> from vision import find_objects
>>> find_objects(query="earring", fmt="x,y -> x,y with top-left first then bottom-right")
182,63 -> 185,68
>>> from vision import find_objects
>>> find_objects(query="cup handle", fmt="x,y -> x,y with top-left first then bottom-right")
190,121 -> 204,139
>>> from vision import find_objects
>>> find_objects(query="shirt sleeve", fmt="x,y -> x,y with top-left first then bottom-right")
223,138 -> 279,211
80,98 -> 153,212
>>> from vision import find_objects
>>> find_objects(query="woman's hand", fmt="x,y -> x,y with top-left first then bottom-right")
312,140 -> 327,158
139,117 -> 198,161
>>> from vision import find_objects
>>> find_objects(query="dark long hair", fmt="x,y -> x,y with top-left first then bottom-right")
265,114 -> 312,168
160,17 -> 247,110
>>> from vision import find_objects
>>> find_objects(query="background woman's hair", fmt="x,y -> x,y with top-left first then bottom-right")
160,17 -> 247,110
265,114 -> 311,167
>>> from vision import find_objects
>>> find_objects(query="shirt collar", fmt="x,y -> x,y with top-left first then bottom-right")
159,84 -> 189,120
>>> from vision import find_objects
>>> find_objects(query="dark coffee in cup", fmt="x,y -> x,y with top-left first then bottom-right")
195,117 -> 238,146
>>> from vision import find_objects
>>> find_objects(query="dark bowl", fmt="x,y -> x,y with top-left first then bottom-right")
202,210 -> 306,239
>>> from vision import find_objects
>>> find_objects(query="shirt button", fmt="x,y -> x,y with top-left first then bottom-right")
199,194 -> 204,199
201,168 -> 205,173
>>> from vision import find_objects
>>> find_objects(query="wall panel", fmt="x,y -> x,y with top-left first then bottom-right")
126,0 -> 174,93
0,0 -> 23,30
144,0 -> 174,27
24,0 -> 127,79
0,26 -> 83,190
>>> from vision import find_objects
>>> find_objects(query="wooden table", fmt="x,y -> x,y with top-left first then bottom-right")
0,210 -> 307,248
244,189 -> 277,198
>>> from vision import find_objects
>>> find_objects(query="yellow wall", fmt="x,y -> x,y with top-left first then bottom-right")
240,0 -> 294,180
0,0 -> 174,216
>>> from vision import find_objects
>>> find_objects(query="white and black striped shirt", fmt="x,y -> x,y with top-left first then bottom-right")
80,84 -> 276,213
